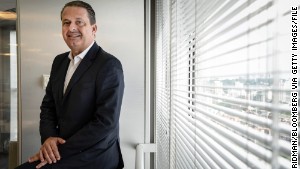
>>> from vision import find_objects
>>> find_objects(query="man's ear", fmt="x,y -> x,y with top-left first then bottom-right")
92,24 -> 97,34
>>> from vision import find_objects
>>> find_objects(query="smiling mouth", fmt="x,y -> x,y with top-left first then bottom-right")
67,33 -> 81,38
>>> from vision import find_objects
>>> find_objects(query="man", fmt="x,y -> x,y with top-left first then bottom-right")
16,1 -> 124,169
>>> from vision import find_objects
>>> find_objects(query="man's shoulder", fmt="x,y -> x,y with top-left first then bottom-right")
94,48 -> 123,72
56,51 -> 69,60
52,51 -> 69,63
98,48 -> 120,64
49,52 -> 69,69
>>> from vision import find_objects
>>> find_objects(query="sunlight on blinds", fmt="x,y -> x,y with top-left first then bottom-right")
156,0 -> 171,169
155,0 -> 299,168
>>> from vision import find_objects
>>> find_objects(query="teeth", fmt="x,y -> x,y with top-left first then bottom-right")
67,33 -> 80,37
68,35 -> 80,38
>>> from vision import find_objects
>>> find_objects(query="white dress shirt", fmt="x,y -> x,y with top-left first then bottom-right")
63,42 -> 95,94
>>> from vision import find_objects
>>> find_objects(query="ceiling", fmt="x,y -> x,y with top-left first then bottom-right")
0,0 -> 16,12
0,0 -> 16,27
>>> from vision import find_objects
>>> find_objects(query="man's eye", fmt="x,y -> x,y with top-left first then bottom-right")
63,22 -> 70,25
76,21 -> 84,26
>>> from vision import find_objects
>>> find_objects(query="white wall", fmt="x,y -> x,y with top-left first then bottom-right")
18,1 -> 145,168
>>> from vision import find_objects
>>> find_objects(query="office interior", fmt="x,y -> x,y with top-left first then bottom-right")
0,0 -> 298,169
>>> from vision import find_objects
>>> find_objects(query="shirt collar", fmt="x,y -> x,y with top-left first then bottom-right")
68,41 -> 95,64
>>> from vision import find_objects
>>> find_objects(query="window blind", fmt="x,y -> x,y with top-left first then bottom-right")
156,0 -> 171,169
155,0 -> 297,168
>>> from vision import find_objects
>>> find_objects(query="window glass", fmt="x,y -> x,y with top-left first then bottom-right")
0,1 -> 17,168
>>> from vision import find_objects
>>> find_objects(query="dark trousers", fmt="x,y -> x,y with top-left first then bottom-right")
15,161 -> 124,169
15,161 -> 52,169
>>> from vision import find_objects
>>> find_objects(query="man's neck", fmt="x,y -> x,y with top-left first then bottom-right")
70,41 -> 95,58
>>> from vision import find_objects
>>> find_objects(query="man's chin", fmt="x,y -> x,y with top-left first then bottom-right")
68,43 -> 80,50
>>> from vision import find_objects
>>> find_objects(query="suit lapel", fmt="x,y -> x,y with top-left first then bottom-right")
56,54 -> 70,105
63,43 -> 100,102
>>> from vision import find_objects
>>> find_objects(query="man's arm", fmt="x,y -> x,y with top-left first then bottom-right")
38,57 -> 65,165
39,57 -> 60,142
58,58 -> 124,158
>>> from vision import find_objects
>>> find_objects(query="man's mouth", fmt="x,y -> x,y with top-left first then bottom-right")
67,33 -> 81,38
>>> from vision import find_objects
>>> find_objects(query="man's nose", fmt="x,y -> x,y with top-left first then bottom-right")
69,23 -> 77,32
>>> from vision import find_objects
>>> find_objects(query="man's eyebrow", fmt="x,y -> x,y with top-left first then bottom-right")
62,19 -> 70,22
75,18 -> 84,21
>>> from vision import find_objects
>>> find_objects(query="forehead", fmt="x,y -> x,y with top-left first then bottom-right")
62,6 -> 89,20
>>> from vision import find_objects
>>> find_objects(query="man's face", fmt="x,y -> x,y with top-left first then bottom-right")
61,6 -> 97,56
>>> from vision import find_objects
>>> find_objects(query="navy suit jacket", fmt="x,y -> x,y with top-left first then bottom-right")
39,42 -> 124,169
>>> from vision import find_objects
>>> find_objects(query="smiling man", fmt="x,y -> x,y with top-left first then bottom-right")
15,1 -> 125,169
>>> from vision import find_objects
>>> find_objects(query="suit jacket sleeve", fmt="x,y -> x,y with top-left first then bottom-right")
58,57 -> 124,158
39,57 -> 60,143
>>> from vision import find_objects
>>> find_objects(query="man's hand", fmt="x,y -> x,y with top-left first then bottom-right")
28,152 -> 47,169
27,137 -> 65,168
39,137 -> 66,164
